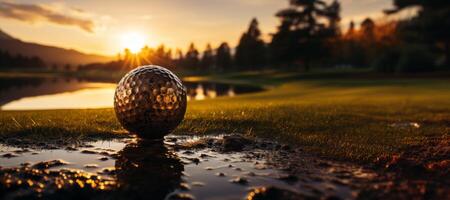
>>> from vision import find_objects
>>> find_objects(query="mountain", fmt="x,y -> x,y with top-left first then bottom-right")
0,29 -> 112,66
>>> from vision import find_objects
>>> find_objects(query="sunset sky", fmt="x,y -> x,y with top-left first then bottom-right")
0,0 -> 393,56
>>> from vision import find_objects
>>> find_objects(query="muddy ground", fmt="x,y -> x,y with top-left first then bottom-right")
0,134 -> 448,200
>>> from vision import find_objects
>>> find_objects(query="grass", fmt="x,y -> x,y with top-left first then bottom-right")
0,70 -> 449,163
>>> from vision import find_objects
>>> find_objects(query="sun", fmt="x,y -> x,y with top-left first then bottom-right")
121,32 -> 146,53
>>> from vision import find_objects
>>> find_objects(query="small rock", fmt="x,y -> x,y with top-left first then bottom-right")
183,150 -> 194,155
33,159 -> 68,169
186,157 -> 200,164
221,134 -> 251,152
167,193 -> 195,200
230,176 -> 248,184
191,182 -> 205,187
179,183 -> 191,191
200,153 -> 210,158
2,153 -> 18,158
216,172 -> 226,177
166,137 -> 178,143
13,149 -> 30,154
81,150 -> 97,154
65,146 -> 78,151
246,186 -> 306,200
100,167 -> 116,175
84,164 -> 99,168
98,157 -> 109,161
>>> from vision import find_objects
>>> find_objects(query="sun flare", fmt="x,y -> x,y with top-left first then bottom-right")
121,32 -> 146,53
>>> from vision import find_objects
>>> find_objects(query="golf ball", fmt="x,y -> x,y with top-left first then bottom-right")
114,65 -> 187,139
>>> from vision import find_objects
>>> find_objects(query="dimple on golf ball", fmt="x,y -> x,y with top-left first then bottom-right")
114,65 -> 187,139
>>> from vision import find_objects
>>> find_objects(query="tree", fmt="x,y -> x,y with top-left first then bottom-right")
360,18 -> 375,41
235,18 -> 267,70
0,50 -> 46,69
270,0 -> 341,71
325,0 -> 342,36
153,45 -> 172,66
346,21 -> 355,38
174,49 -> 184,68
269,20 -> 298,66
215,42 -> 232,71
184,43 -> 200,70
386,0 -> 450,67
201,43 -> 215,70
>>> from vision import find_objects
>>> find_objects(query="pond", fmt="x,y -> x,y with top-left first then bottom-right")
0,77 -> 262,110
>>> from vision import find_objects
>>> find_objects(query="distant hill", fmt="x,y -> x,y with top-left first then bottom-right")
0,29 -> 112,66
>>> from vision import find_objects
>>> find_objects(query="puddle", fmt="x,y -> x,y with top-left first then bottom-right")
0,140 -> 128,177
0,135 -> 376,199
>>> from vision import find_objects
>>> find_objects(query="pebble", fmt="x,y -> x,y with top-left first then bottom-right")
65,146 -> 78,151
32,159 -> 68,169
179,183 -> 191,191
2,153 -> 18,158
81,150 -> 97,154
13,149 -> 30,154
167,193 -> 195,200
216,172 -> 226,177
191,182 -> 205,187
230,176 -> 248,184
221,135 -> 251,152
98,157 -> 109,161
183,150 -> 194,155
84,164 -> 99,168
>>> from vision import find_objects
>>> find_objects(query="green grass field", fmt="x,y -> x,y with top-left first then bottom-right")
1,71 -> 449,163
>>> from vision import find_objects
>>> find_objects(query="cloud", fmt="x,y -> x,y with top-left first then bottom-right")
0,1 -> 94,33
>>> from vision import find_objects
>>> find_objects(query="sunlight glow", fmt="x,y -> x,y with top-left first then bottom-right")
121,32 -> 146,53
1,83 -> 116,110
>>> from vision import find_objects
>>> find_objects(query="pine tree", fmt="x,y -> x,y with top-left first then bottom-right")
216,42 -> 232,71
235,18 -> 267,70
185,43 -> 200,70
387,0 -> 450,67
270,0 -> 341,71
201,43 -> 215,70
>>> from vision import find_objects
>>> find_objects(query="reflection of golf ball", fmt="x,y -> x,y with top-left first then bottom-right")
114,65 -> 187,139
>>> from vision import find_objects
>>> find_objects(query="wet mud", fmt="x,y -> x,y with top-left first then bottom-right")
0,134 -> 448,199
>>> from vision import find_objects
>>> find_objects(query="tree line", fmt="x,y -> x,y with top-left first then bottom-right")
0,50 -> 46,69
84,0 -> 447,73
3,0 -> 449,73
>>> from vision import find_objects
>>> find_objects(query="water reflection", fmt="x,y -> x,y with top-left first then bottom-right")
0,77 -> 262,110
115,140 -> 183,199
